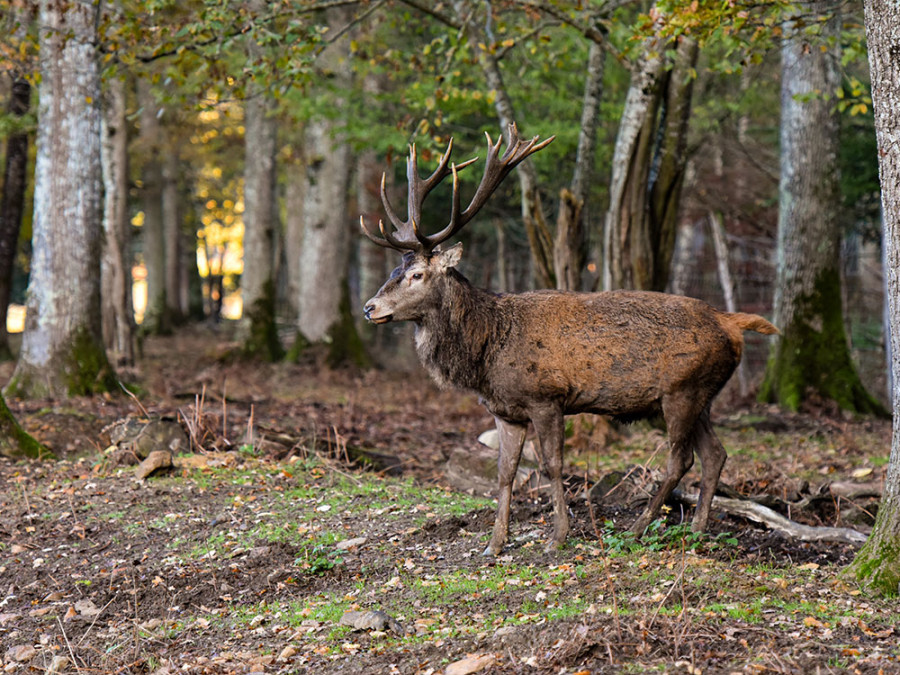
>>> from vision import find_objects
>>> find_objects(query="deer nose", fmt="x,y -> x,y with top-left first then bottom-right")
363,302 -> 376,320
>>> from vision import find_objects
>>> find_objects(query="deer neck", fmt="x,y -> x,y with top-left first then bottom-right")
414,270 -> 506,392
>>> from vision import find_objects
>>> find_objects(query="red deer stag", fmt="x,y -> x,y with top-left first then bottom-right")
361,124 -> 778,556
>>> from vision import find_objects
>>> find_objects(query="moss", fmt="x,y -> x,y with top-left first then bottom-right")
325,282 -> 371,369
844,528 -> 900,597
760,268 -> 888,416
0,396 -> 53,459
285,330 -> 311,363
64,326 -> 118,396
241,280 -> 284,362
5,325 -> 116,398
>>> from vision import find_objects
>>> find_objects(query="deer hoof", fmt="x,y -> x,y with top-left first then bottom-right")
482,543 -> 501,557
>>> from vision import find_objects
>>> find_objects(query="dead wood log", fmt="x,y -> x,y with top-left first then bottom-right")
672,489 -> 868,545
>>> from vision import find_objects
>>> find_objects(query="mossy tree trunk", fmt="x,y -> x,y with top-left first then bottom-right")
0,395 -> 50,460
5,0 -> 116,399
760,0 -> 884,415
844,0 -> 900,596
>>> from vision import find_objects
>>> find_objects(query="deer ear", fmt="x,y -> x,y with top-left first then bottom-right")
436,242 -> 463,270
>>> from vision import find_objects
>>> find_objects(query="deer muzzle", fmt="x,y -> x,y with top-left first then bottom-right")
363,301 -> 393,324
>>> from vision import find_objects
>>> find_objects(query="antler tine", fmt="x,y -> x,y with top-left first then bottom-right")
377,172 -> 420,251
421,124 -> 555,250
359,215 -> 395,249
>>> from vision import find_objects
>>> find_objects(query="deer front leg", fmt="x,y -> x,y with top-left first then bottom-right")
484,417 -> 527,557
532,406 -> 568,552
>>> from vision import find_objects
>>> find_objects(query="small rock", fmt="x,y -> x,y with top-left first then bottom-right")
45,655 -> 69,674
0,613 -> 19,626
335,537 -> 367,551
445,654 -> 495,675
5,645 -> 37,663
135,450 -> 174,480
338,610 -> 404,634
74,599 -> 101,618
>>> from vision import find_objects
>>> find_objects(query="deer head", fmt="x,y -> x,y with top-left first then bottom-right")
362,123 -> 553,324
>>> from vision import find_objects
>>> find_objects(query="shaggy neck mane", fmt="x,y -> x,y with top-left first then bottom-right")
415,269 -> 508,392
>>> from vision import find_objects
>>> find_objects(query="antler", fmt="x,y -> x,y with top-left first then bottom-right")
360,123 -> 555,254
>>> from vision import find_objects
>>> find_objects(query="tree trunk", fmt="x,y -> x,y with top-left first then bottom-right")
240,88 -> 282,361
137,79 -> 170,334
845,0 -> 900,596
284,146 -> 304,320
554,38 -> 605,291
162,149 -> 184,324
100,74 -> 135,367
0,395 -> 49,459
603,34 -> 697,292
709,211 -> 748,396
295,118 -> 368,366
356,146 -> 388,346
0,74 -> 31,361
5,0 -> 115,399
760,1 -> 884,415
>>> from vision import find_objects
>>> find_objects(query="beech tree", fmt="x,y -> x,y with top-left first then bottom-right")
759,0 -> 883,414
5,0 -> 115,398
845,0 -> 900,596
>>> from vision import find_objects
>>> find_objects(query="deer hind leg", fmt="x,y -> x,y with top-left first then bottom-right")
531,406 -> 568,552
630,395 -> 700,536
484,416 -> 527,557
691,408 -> 726,533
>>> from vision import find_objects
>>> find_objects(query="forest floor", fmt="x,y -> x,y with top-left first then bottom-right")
1,325 -> 898,674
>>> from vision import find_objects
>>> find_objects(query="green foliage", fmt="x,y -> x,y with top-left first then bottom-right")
600,518 -> 738,554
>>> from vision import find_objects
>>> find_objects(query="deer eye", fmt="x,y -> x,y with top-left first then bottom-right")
411,272 -> 423,281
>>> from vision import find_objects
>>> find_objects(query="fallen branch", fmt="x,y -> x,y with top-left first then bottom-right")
672,489 -> 868,545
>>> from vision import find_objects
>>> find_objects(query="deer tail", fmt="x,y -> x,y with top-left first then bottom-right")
724,312 -> 779,336
716,312 -> 778,361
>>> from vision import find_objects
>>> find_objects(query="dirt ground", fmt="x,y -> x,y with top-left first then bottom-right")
1,326 -> 898,674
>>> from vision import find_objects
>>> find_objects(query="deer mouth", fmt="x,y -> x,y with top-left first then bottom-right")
370,314 -> 393,324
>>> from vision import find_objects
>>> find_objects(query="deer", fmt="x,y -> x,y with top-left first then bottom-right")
361,123 -> 778,556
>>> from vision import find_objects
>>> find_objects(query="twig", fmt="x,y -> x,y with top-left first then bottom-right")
56,616 -> 80,672
119,382 -> 150,417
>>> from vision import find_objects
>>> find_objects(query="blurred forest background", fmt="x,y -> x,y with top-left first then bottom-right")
0,0 -> 889,411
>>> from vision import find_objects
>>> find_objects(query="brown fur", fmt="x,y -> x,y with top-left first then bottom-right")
365,249 -> 778,555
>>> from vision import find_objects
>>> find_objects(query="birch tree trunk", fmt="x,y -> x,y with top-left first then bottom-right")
845,0 -> 900,596
0,74 -> 31,361
5,0 -> 115,398
241,90 -> 282,360
100,74 -> 135,366
760,0 -> 883,414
